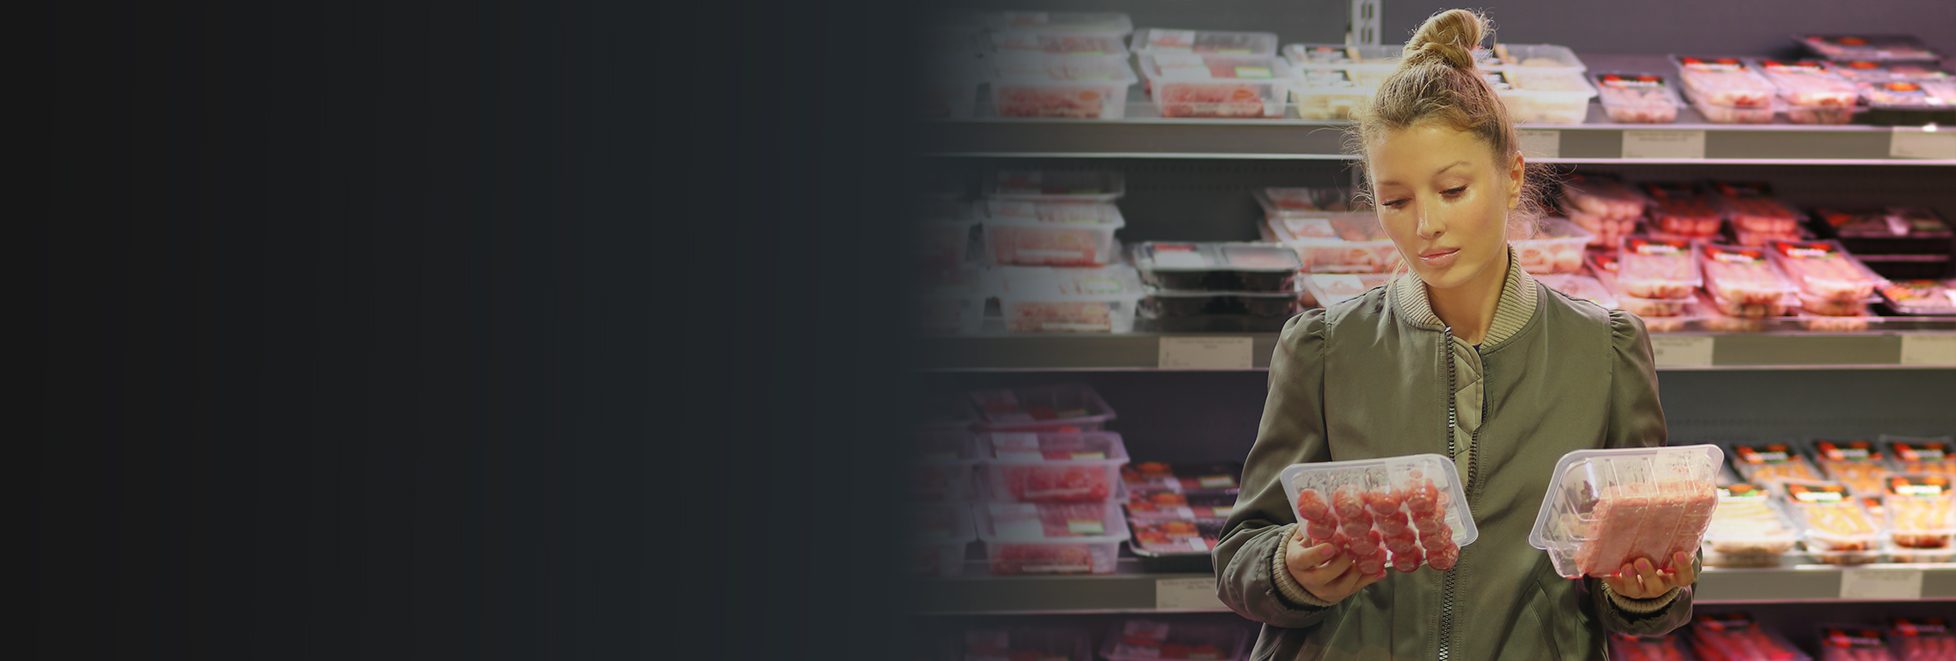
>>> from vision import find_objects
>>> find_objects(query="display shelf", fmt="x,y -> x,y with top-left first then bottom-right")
925,55 -> 1956,165
920,328 -> 1956,371
918,561 -> 1956,614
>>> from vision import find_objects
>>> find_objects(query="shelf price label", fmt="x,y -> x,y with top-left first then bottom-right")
1159,336 -> 1253,370
1154,577 -> 1225,610
1622,130 -> 1707,160
1900,334 -> 1956,366
1649,335 -> 1715,368
1890,128 -> 1956,160
1840,567 -> 1923,600
1517,129 -> 1561,160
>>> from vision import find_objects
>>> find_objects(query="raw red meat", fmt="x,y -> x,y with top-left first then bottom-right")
1889,617 -> 1956,661
990,544 -> 1097,575
1158,83 -> 1272,117
1290,477 -> 1463,574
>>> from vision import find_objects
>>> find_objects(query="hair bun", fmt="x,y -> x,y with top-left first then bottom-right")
1403,9 -> 1485,70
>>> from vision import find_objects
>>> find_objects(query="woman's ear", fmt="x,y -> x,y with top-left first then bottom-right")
1506,151 -> 1525,210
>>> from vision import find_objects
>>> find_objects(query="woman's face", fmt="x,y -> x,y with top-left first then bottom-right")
1366,122 -> 1524,292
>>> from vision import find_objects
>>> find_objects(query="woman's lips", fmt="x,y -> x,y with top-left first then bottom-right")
1419,248 -> 1461,267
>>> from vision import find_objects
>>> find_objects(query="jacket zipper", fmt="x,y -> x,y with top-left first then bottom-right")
1435,327 -> 1484,661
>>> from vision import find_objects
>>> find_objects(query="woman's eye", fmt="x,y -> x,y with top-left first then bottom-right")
1382,198 -> 1410,209
1441,186 -> 1467,198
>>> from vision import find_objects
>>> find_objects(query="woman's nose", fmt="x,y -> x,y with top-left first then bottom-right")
1416,206 -> 1445,239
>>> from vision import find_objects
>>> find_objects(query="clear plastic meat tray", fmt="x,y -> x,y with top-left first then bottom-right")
1767,239 -> 1888,304
1728,442 -> 1825,485
1702,482 -> 1800,567
989,32 -> 1128,56
1884,435 -> 1956,477
1099,619 -> 1251,661
1288,68 -> 1380,120
1131,28 -> 1278,57
1674,56 -> 1778,123
1811,439 -> 1892,496
969,383 -> 1116,432
1699,243 -> 1799,306
1751,58 -> 1860,124
1796,34 -> 1942,63
1529,445 -> 1723,579
1594,72 -> 1683,123
976,430 -> 1130,503
1883,474 -> 1954,551
984,169 -> 1126,202
1488,69 -> 1597,124
1482,43 -> 1588,75
984,266 -> 1143,333
1781,481 -> 1888,563
1137,53 -> 1292,118
1260,211 -> 1402,273
975,501 -> 1129,575
979,199 -> 1125,266
1280,454 -> 1479,574
989,53 -> 1138,120
1131,241 -> 1301,292
1617,236 -> 1703,300
1510,217 -> 1594,274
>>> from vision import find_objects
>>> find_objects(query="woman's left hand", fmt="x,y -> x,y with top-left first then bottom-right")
1603,551 -> 1696,599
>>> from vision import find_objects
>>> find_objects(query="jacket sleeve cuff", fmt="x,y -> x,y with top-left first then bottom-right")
1269,525 -> 1334,609
1602,582 -> 1682,615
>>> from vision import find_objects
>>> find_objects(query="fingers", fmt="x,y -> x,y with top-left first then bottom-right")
1291,540 -> 1339,569
1605,563 -> 1645,599
1298,550 -> 1354,585
1634,558 -> 1661,593
1670,551 -> 1696,585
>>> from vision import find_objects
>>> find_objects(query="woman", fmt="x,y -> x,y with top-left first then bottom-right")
1213,9 -> 1696,660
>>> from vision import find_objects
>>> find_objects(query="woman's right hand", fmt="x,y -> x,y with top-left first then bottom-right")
1285,527 -> 1388,603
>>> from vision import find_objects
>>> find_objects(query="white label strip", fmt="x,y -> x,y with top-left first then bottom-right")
1900,334 -> 1956,366
1517,129 -> 1561,160
1890,128 -> 1956,160
1159,336 -> 1254,370
1622,130 -> 1707,160
1839,567 -> 1923,600
1154,577 -> 1226,610
1649,335 -> 1715,368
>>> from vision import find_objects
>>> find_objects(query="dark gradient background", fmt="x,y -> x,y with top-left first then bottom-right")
38,1 -> 913,659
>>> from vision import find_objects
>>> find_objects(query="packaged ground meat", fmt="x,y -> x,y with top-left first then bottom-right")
1511,217 -> 1593,274
1818,624 -> 1900,661
1768,240 -> 1888,304
1811,207 -> 1955,257
1281,454 -> 1480,575
1885,436 -> 1956,477
989,54 -> 1139,120
1730,442 -> 1825,485
1618,236 -> 1704,300
985,266 -> 1144,333
1712,190 -> 1804,237
1703,483 -> 1800,567
1099,619 -> 1250,661
1782,480 -> 1887,565
1812,439 -> 1893,495
1255,186 -> 1359,215
975,502 -> 1128,575
1690,612 -> 1812,661
1136,53 -> 1292,118
1643,182 -> 1724,238
975,431 -> 1129,503
1594,72 -> 1683,123
1260,212 -> 1403,273
1674,56 -> 1778,123
1753,59 -> 1861,124
1888,617 -> 1956,661
1531,445 -> 1723,578
1560,173 -> 1647,246
1699,243 -> 1799,306
979,199 -> 1126,266
1883,474 -> 1954,550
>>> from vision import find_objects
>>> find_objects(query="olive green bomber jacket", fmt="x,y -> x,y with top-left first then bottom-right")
1214,257 -> 1695,660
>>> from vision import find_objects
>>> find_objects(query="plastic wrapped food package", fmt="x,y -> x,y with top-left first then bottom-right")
1594,72 -> 1682,123
1255,186 -> 1357,215
979,200 -> 1124,266
1753,59 -> 1861,124
1622,294 -> 1697,318
989,54 -> 1138,120
1560,174 -> 1647,246
1674,56 -> 1778,123
990,32 -> 1128,56
1490,70 -> 1597,124
976,431 -> 1129,503
1782,481 -> 1886,564
1706,289 -> 1793,319
985,10 -> 1134,36
1812,439 -> 1893,495
1812,207 -> 1955,259
1304,273 -> 1396,308
969,383 -> 1116,432
1510,217 -> 1594,274
1888,617 -> 1956,661
1885,436 -> 1956,477
1537,274 -> 1621,310
1648,197 -> 1724,239
963,625 -> 1095,661
975,502 -> 1129,575
1618,236 -> 1704,300
1131,28 -> 1278,56
1261,212 -> 1403,273
913,503 -> 975,577
1716,194 -> 1804,236
1289,68 -> 1380,120
917,429 -> 979,501
1530,445 -> 1722,578
1768,240 -> 1887,304
1131,241 -> 1301,292
1120,462 -> 1242,496
1482,43 -> 1588,75
1863,79 -> 1956,112
1610,632 -> 1693,661
1883,474 -> 1954,550
985,169 -> 1125,202
1730,442 -> 1825,485
1700,243 -> 1798,306
1818,625 -> 1900,661
1137,53 -> 1292,118
1880,281 -> 1956,316
1282,43 -> 1403,80
1126,488 -> 1235,522
1703,483 -> 1799,567
985,266 -> 1144,333
1282,454 -> 1480,575
1797,34 -> 1942,63
1099,620 -> 1250,661
1128,518 -> 1226,556
1690,613 -> 1812,661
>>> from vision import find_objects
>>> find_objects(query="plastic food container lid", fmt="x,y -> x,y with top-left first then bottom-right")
1780,480 -> 1888,546
1132,241 -> 1302,273
980,199 -> 1126,228
1673,55 -> 1778,95
1304,273 -> 1395,308
1766,239 -> 1888,298
1131,28 -> 1278,56
985,11 -> 1134,36
989,32 -> 1129,57
975,501 -> 1130,543
1279,453 -> 1480,547
1482,43 -> 1587,74
1618,236 -> 1705,289
1796,34 -> 1943,63
975,431 -> 1130,466
990,53 -> 1138,84
1592,72 -> 1685,104
1702,482 -> 1801,548
1282,43 -> 1403,71
1138,52 -> 1291,83
985,169 -> 1126,202
1527,445 -> 1724,577
1823,59 -> 1952,83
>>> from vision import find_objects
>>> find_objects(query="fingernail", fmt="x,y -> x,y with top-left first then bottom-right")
1636,559 -> 1653,572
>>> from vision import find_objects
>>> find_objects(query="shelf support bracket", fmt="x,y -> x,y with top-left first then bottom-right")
1347,0 -> 1383,47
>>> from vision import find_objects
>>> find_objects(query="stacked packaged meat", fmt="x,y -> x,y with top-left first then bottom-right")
1510,217 -> 1594,274
1752,59 -> 1861,124
1698,243 -> 1799,318
1283,454 -> 1479,575
1690,612 -> 1812,661
1783,481 -> 1886,564
1130,28 -> 1278,57
1614,236 -> 1704,318
1812,439 -> 1892,495
990,53 -> 1139,119
1880,281 -> 1956,316
1531,445 -> 1722,578
1644,182 -> 1725,240
1770,240 -> 1888,326
1885,436 -> 1956,477
1121,462 -> 1241,565
1282,43 -> 1400,120
1260,212 -> 1402,274
1818,625 -> 1901,661
976,431 -> 1129,503
970,384 -> 1116,432
1131,241 -> 1302,332
1674,56 -> 1778,123
979,169 -> 1127,267
1710,181 -> 1805,247
1810,207 -> 1954,281
1729,442 -> 1825,485
1098,620 -> 1250,661
1137,53 -> 1292,118
1888,618 -> 1956,661
1797,34 -> 1944,64
1560,173 -> 1648,247
1594,72 -> 1683,123
984,266 -> 1144,332
1881,474 -> 1954,562
976,500 -> 1129,574
1702,482 -> 1801,567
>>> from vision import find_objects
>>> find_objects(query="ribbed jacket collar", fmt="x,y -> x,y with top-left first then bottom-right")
1389,248 -> 1539,349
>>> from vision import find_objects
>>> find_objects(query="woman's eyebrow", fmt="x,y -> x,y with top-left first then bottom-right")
1431,160 -> 1471,176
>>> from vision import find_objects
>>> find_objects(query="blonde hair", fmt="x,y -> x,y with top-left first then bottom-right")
1353,9 -> 1546,236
